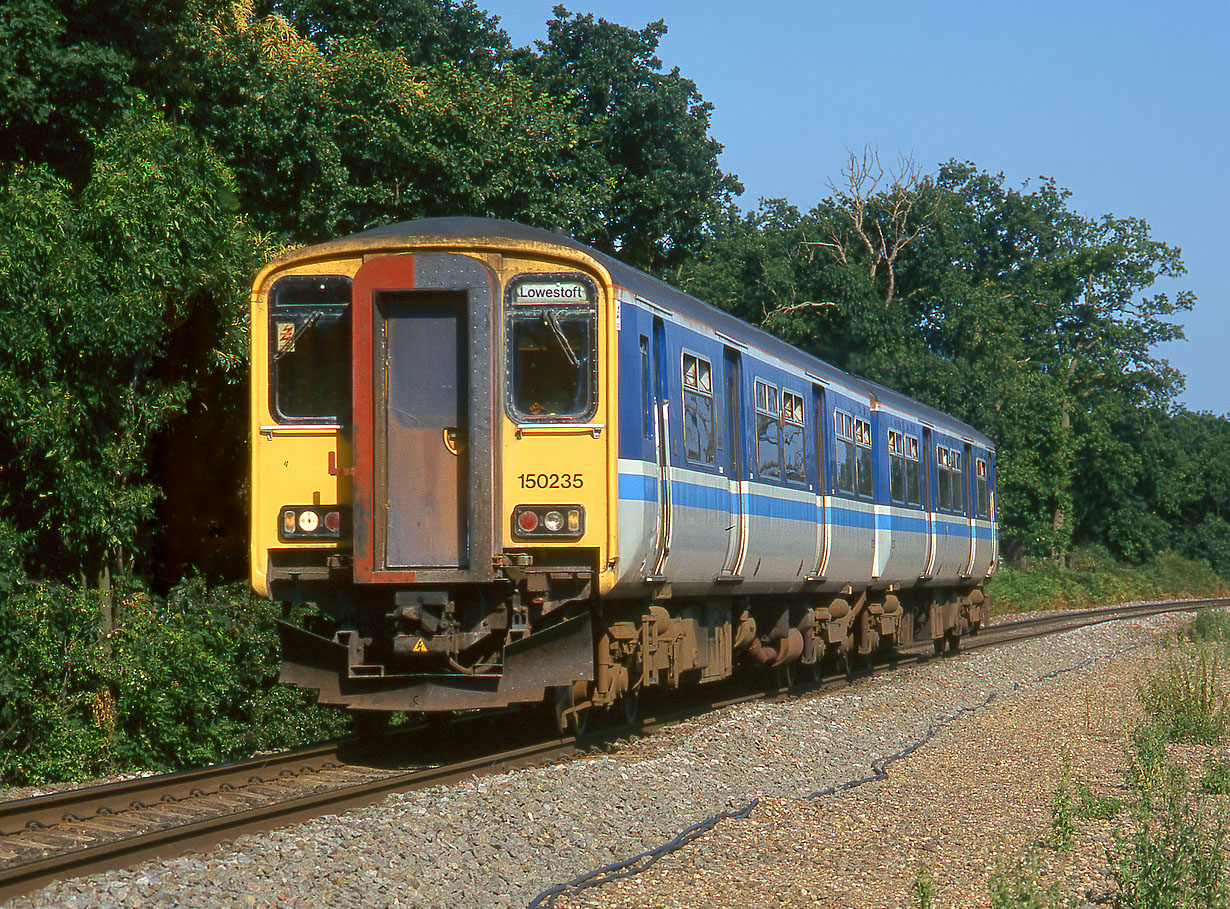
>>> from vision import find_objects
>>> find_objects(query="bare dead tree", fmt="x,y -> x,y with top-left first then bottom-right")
802,146 -> 931,307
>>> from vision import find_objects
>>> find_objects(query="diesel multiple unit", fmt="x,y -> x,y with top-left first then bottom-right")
250,218 -> 997,730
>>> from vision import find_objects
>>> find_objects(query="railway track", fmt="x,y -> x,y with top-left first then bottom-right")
1,597 -> 1223,903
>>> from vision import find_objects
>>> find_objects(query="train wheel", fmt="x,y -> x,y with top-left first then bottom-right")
933,637 -> 946,656
553,685 -> 590,737
619,686 -> 641,725
775,662 -> 796,690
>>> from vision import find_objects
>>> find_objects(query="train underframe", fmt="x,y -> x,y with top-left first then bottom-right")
276,563 -> 987,731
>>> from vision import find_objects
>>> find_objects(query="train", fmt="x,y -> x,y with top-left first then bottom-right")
249,217 -> 997,731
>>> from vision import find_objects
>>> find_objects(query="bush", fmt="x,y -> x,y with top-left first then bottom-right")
1137,642 -> 1230,745
987,548 -> 1229,615
0,577 -> 349,785
1113,725 -> 1230,908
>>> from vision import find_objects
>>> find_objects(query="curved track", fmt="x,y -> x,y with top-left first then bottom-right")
1,596 -> 1223,902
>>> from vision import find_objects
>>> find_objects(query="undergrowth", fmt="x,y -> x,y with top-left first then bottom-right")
0,577 -> 349,786
987,547 -> 1228,616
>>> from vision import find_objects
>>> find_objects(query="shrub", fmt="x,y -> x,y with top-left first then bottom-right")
987,854 -> 1072,908
0,577 -> 349,785
1137,642 -> 1230,745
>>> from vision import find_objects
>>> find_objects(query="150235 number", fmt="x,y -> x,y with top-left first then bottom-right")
518,473 -> 584,489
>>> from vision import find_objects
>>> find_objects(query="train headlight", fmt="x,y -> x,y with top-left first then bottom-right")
513,505 -> 584,539
279,505 -> 347,541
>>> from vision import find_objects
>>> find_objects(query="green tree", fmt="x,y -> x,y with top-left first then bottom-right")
271,0 -> 511,70
0,109 -> 261,586
529,6 -> 741,271
187,3 -> 601,241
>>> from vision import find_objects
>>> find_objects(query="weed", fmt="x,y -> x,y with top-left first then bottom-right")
1112,718 -> 1230,908
1202,756 -> 1230,795
1050,746 -> 1077,850
987,854 -> 1072,908
912,865 -> 935,909
1072,781 -> 1122,820
1192,607 -> 1230,644
1137,642 -> 1230,745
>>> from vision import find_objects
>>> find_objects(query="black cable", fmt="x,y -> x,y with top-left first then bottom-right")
528,641 -> 1147,908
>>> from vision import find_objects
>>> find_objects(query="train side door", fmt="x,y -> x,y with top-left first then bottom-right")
648,317 -> 672,577
961,441 -> 977,577
921,426 -> 937,579
350,253 -> 496,583
720,347 -> 746,577
810,383 -> 829,579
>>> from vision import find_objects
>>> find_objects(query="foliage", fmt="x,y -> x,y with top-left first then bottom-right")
986,855 -> 1072,908
528,6 -> 741,271
0,109 -> 264,582
911,865 -> 935,909
1050,746 -> 1077,851
1137,642 -> 1230,745
0,577 -> 348,785
1112,720 -> 1230,909
1201,756 -> 1230,795
985,548 -> 1229,615
1074,781 -> 1122,821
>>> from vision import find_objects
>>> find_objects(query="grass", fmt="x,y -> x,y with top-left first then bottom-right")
986,547 -> 1229,616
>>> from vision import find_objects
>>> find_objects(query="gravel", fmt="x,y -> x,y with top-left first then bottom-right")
3,612 -> 1188,909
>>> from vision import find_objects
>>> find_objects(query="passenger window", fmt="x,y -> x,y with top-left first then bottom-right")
937,447 -> 951,510
782,390 -> 806,484
888,430 -> 905,503
640,335 -> 651,439
905,436 -> 921,506
269,275 -> 352,424
755,379 -> 781,479
834,411 -> 855,494
683,353 -> 715,466
854,417 -> 873,498
976,459 -> 990,517
952,451 -> 965,514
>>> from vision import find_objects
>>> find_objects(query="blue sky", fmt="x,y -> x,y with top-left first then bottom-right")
493,1 -> 1229,416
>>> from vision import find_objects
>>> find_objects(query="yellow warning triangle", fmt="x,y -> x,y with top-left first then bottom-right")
412,638 -> 428,653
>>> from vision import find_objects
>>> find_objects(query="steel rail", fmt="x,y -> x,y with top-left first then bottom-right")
1,595 -> 1226,903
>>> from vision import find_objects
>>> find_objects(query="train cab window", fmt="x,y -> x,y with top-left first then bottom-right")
905,436 -> 921,506
509,314 -> 594,419
937,447 -> 951,510
507,275 -> 597,422
854,417 -> 873,498
754,379 -> 781,479
834,411 -> 855,493
782,390 -> 806,484
888,430 -> 905,503
976,458 -> 990,517
682,353 -> 715,465
268,275 -> 352,424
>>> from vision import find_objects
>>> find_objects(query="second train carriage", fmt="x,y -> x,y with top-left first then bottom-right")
250,218 -> 997,727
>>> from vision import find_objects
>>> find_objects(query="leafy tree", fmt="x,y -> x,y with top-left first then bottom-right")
187,3 -> 602,241
529,5 -> 741,271
271,0 -> 511,70
0,109 -> 262,585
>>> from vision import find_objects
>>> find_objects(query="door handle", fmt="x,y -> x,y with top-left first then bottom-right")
443,427 -> 466,455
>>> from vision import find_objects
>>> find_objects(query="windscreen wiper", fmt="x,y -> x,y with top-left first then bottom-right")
546,312 -> 580,369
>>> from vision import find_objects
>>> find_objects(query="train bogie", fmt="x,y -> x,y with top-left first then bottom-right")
250,219 -> 998,723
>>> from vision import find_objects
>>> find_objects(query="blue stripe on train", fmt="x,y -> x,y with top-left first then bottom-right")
619,472 -> 994,539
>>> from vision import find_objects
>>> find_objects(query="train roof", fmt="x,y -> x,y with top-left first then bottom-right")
322,217 -> 993,450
